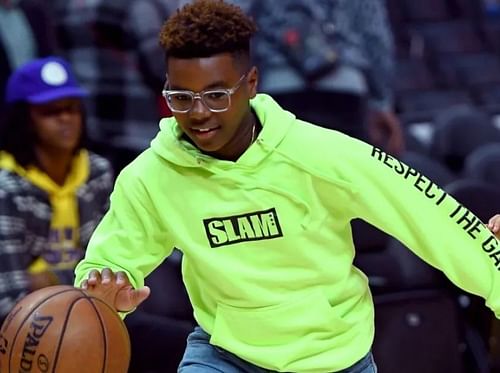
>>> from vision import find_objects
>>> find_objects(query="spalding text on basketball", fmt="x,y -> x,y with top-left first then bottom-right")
19,313 -> 53,372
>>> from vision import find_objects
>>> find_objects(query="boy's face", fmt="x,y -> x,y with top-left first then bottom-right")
166,53 -> 257,158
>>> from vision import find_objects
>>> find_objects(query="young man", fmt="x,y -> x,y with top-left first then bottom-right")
75,1 -> 500,372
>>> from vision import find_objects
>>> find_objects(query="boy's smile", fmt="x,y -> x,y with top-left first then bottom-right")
166,53 -> 258,160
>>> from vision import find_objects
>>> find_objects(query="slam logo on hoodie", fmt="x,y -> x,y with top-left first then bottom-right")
203,208 -> 283,248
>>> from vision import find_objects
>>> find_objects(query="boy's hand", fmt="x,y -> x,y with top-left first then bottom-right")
81,268 -> 150,312
488,214 -> 500,238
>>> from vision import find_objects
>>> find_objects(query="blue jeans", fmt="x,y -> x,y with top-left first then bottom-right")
178,326 -> 377,373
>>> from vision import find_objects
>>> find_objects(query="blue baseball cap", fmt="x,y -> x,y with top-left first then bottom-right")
5,56 -> 87,104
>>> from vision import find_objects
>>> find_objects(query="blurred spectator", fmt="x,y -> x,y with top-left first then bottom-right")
247,0 -> 405,155
53,0 -> 176,171
483,0 -> 500,17
0,0 -> 58,106
0,56 -> 113,324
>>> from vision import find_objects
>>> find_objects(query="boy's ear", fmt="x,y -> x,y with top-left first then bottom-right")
247,66 -> 258,99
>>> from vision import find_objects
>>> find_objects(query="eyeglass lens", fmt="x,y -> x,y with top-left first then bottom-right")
168,91 -> 230,112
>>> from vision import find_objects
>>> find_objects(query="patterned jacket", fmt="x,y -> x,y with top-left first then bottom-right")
52,0 -> 173,149
0,152 -> 113,320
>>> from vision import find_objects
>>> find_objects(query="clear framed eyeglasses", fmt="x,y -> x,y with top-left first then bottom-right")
162,73 -> 248,113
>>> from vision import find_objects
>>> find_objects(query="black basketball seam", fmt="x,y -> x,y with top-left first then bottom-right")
88,296 -> 126,326
50,297 -> 97,373
7,287 -> 84,372
84,297 -> 109,373
50,296 -> 107,373
88,296 -> 131,372
88,296 -> 130,344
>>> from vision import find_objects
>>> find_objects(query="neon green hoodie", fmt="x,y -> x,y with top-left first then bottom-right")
75,94 -> 500,372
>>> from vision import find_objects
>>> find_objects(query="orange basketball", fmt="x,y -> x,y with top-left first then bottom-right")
0,285 -> 130,373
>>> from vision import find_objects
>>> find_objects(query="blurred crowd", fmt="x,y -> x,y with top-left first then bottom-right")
1,0 -> 500,372
0,0 -> 404,172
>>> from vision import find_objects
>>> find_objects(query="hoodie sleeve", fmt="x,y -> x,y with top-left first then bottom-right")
335,137 -> 500,318
74,167 -> 175,291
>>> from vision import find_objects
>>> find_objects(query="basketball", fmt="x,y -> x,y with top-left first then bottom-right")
0,285 -> 130,373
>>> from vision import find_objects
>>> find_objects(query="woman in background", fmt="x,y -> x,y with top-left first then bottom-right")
0,56 -> 113,323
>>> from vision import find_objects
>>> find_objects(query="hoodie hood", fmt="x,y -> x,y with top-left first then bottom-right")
151,94 -> 296,169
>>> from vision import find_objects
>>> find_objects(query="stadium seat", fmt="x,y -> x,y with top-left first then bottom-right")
373,289 -> 471,373
397,89 -> 473,123
436,52 -> 500,88
408,20 -> 485,55
394,57 -> 437,93
464,143 -> 500,185
401,151 -> 457,186
400,0 -> 453,22
430,104 -> 500,172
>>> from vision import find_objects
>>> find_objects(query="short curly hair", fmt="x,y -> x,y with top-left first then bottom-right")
159,0 -> 257,60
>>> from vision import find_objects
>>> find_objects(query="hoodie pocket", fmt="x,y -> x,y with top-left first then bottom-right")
210,290 -> 348,370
